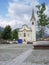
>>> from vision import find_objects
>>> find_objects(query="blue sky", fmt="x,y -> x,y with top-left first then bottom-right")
0,0 -> 49,32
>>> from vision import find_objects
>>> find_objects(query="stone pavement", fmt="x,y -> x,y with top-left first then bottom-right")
0,44 -> 33,65
0,43 -> 49,65
7,49 -> 32,65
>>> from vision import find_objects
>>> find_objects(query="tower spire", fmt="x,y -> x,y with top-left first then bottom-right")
30,9 -> 35,21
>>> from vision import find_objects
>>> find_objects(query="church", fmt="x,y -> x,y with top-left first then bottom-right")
18,10 -> 36,43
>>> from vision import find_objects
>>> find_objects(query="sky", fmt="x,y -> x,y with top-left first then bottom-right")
0,0 -> 49,32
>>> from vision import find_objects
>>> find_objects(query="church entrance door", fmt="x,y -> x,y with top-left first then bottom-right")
24,39 -> 26,42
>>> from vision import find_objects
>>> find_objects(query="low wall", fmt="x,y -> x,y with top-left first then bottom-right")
34,45 -> 49,49
33,41 -> 49,49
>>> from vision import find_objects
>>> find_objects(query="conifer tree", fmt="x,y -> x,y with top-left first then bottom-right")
36,3 -> 49,38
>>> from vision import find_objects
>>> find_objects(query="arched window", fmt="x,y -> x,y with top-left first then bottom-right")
24,33 -> 26,37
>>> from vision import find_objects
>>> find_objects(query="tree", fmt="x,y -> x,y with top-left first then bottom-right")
0,32 -> 2,39
12,29 -> 18,40
2,25 -> 12,40
36,3 -> 49,38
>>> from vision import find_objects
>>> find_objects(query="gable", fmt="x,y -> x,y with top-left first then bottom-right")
19,24 -> 32,32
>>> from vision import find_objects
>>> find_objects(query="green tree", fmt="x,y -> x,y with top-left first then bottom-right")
2,25 -> 12,40
12,29 -> 18,40
0,32 -> 2,39
36,3 -> 49,38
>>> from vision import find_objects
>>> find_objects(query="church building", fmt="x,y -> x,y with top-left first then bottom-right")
18,10 -> 36,43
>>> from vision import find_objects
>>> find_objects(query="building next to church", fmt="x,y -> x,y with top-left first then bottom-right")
18,10 -> 36,43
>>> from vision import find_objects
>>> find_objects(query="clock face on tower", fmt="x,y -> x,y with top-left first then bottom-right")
32,22 -> 34,25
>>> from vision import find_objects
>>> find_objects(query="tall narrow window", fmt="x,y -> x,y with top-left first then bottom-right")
24,33 -> 26,37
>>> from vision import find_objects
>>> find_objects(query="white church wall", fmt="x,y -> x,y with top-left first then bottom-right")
18,28 -> 32,42
26,31 -> 32,42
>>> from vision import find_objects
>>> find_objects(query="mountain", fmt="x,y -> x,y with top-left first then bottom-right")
0,27 -> 4,32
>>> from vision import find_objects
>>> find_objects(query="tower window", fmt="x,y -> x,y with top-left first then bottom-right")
24,33 -> 26,37
32,22 -> 34,25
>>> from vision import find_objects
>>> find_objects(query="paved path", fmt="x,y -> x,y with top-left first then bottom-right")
7,49 -> 32,65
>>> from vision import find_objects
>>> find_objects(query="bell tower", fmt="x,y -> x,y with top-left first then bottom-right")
30,9 -> 36,42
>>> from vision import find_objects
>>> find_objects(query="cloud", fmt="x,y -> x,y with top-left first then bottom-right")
6,0 -> 39,28
8,0 -> 39,16
0,17 -> 15,29
1,0 -> 49,31
0,16 -> 25,30
7,1 -> 32,17
44,4 -> 49,17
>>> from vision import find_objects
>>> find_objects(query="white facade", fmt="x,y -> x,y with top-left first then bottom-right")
30,18 -> 36,42
18,10 -> 36,42
18,25 -> 32,42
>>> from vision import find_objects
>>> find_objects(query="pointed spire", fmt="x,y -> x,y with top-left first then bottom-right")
30,9 -> 35,21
